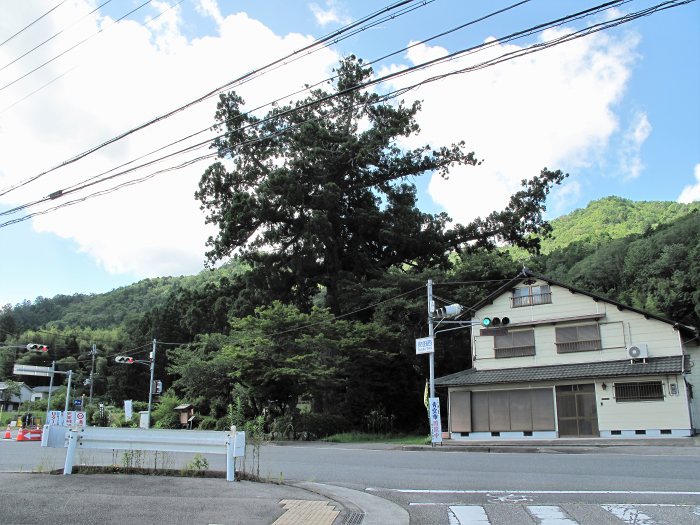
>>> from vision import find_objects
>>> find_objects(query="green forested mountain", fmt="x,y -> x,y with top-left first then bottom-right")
539,196 -> 700,254
0,195 -> 697,436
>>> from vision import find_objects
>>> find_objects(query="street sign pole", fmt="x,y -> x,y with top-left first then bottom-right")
46,361 -> 55,421
427,279 -> 435,399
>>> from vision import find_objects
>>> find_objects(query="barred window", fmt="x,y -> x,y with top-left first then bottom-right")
555,324 -> 601,353
614,381 -> 664,402
512,284 -> 552,307
494,329 -> 535,358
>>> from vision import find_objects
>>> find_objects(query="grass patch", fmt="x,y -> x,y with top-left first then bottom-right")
323,432 -> 430,445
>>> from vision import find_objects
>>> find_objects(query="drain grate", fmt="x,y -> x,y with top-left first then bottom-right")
342,511 -> 364,524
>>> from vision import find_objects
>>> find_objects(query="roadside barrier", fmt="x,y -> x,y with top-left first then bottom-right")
23,427 -> 43,441
42,425 -> 245,481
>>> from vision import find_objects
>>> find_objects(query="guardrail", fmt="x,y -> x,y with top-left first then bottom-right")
42,425 -> 245,481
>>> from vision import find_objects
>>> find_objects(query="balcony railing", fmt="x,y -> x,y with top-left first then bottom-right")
511,292 -> 552,308
494,345 -> 536,358
555,339 -> 601,353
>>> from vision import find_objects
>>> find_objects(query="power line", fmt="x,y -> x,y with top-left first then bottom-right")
0,0 -> 186,116
0,0 -> 113,74
0,0 -> 151,93
0,0 -> 692,227
0,0 -> 434,198
0,0 -> 575,219
0,1 -> 67,49
0,0 -> 636,222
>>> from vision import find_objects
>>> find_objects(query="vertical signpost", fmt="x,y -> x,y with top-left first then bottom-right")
429,397 -> 442,444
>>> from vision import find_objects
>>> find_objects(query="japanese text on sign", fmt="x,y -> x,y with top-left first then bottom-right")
429,397 -> 442,443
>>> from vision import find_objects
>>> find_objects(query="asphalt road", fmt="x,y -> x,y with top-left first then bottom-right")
3,439 -> 700,524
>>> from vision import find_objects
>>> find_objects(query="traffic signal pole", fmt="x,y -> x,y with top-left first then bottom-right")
147,339 -> 156,428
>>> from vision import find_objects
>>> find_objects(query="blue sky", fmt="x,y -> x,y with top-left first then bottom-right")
0,0 -> 698,307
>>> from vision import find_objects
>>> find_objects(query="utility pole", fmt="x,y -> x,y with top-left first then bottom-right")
427,279 -> 436,399
147,338 -> 156,428
89,343 -> 96,404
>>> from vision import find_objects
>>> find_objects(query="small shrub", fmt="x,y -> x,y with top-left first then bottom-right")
197,416 -> 217,430
296,413 -> 350,440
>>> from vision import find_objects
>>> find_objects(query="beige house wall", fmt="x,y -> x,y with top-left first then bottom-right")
473,279 -> 686,371
448,375 -> 692,434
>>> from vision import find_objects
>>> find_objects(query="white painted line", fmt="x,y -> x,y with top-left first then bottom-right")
601,504 -> 657,524
449,505 -> 490,524
527,506 -> 579,524
366,488 -> 700,496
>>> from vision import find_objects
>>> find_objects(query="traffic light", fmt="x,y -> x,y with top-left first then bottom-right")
26,343 -> 48,352
115,356 -> 134,364
153,380 -> 163,394
481,316 -> 510,328
434,303 -> 462,318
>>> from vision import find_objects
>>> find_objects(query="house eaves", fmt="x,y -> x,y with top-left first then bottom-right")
435,355 -> 688,387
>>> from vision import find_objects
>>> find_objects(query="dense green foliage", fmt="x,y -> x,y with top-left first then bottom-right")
1,57 -> 696,436
1,198 -> 696,435
196,56 -> 565,314
539,196 -> 700,254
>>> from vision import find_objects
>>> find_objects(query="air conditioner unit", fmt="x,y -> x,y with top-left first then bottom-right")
627,344 -> 649,360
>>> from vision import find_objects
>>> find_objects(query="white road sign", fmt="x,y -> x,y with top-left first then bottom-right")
415,337 -> 434,355
12,364 -> 53,377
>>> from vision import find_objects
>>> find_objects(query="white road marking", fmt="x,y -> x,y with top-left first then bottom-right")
601,504 -> 657,524
527,505 -> 579,524
366,488 -> 700,496
449,505 -> 491,524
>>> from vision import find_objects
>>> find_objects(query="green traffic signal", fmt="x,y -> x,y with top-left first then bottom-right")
481,317 -> 510,327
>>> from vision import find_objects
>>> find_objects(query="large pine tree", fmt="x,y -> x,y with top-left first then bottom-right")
197,56 -> 565,313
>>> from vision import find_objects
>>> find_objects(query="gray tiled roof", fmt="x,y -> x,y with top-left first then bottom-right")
435,356 -> 688,387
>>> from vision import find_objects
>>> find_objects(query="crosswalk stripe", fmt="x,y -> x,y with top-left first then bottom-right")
601,504 -> 657,524
449,505 -> 490,524
527,506 -> 579,524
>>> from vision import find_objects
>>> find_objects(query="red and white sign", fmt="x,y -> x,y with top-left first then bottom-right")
64,411 -> 76,427
76,411 -> 86,427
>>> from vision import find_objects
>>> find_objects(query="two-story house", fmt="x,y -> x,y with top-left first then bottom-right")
435,269 -> 699,440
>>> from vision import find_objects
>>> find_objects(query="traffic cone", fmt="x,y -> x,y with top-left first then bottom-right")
16,428 -> 26,441
3,426 -> 10,439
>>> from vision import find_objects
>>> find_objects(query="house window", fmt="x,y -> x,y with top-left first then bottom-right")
494,329 -> 535,358
512,284 -> 552,307
555,324 -> 601,353
614,381 -> 664,402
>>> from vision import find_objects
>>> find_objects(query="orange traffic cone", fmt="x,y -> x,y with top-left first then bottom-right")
3,426 -> 10,439
16,428 -> 26,441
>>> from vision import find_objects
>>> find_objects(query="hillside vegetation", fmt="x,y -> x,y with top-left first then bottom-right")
1,193 -> 698,435
540,196 -> 700,253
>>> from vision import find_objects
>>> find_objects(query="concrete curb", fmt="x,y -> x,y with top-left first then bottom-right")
401,436 -> 700,454
293,481 -> 410,525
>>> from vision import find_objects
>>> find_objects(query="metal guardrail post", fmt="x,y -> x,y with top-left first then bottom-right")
63,429 -> 79,475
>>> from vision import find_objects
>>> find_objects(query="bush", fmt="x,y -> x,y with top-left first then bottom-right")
197,416 -> 217,430
295,413 -> 350,440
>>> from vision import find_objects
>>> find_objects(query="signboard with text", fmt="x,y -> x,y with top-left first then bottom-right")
415,337 -> 434,355
429,397 -> 442,444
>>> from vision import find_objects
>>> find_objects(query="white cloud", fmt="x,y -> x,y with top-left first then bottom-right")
380,27 -> 639,223
677,164 -> 700,203
195,0 -> 224,28
618,111 -> 652,180
0,1 -> 338,278
309,0 -> 351,27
